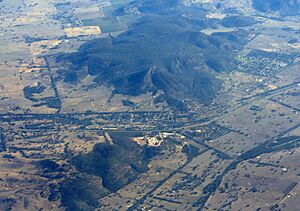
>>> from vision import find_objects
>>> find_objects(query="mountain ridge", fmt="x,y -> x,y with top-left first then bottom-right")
58,15 -> 249,109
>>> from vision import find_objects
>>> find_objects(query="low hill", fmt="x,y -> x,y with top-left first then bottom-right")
252,0 -> 300,15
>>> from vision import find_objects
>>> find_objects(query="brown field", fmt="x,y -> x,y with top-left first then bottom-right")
64,26 -> 102,38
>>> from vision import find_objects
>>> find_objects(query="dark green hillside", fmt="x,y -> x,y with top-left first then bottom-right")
70,133 -> 159,192
58,132 -> 161,210
221,15 -> 258,27
59,173 -> 110,211
58,14 -> 249,109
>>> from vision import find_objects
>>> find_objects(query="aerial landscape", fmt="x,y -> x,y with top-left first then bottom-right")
0,0 -> 299,210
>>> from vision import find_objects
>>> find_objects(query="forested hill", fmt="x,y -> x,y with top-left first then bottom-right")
58,1 -> 250,109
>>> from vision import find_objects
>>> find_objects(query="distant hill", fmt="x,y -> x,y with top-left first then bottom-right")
59,17 -> 248,109
221,15 -> 258,27
57,1 -> 250,110
253,0 -> 300,15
